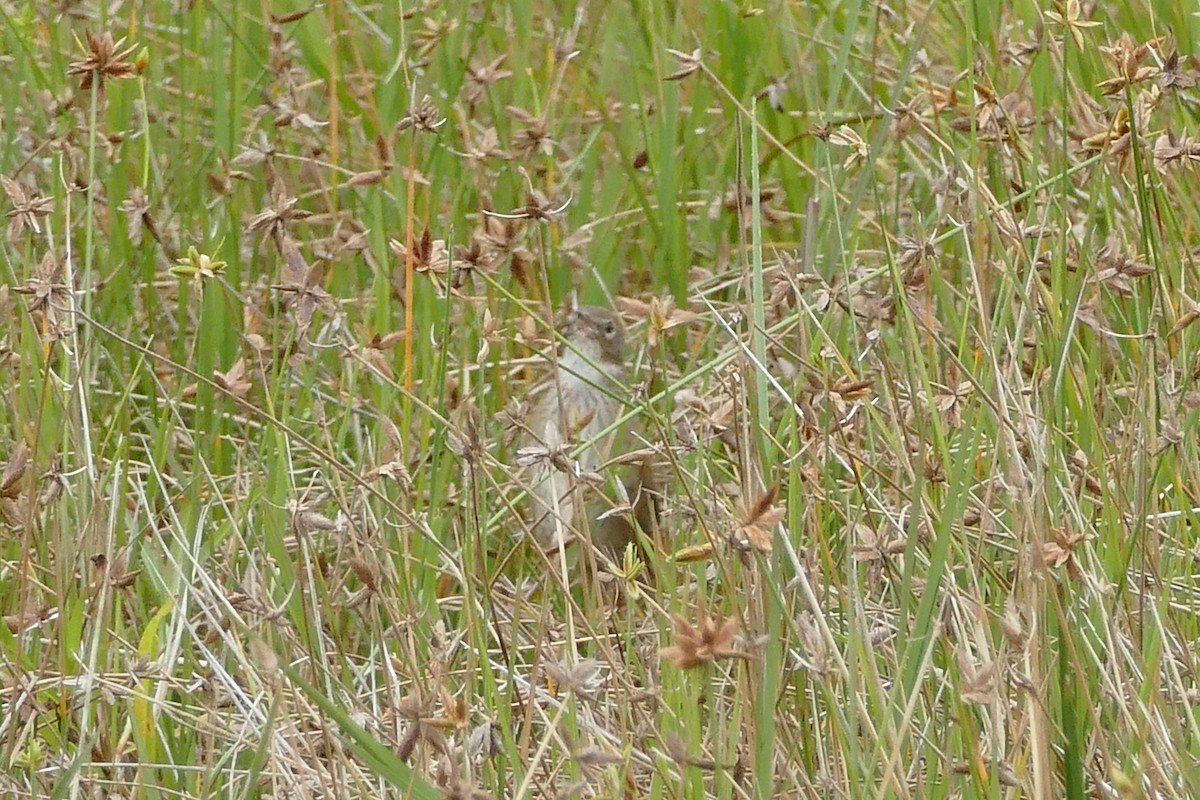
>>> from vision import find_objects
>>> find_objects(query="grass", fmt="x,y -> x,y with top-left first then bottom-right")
2,0 -> 1200,798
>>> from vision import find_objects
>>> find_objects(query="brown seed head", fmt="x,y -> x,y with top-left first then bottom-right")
67,30 -> 137,93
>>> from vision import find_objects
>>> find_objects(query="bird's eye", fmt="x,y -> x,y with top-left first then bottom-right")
604,321 -> 616,336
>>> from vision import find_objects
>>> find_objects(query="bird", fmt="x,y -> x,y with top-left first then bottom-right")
522,305 -> 659,555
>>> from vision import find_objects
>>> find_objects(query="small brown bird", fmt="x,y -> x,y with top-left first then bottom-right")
523,306 -> 657,554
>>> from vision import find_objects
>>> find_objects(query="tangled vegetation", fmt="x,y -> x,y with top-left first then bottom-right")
3,1 -> 1200,798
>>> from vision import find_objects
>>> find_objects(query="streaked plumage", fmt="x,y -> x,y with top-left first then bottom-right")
525,307 -> 627,549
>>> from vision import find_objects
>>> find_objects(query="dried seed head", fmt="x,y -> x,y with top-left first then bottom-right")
661,605 -> 748,669
67,30 -> 138,94
399,94 -> 446,134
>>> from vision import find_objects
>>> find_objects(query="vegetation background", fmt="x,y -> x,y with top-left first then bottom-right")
2,0 -> 1200,798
